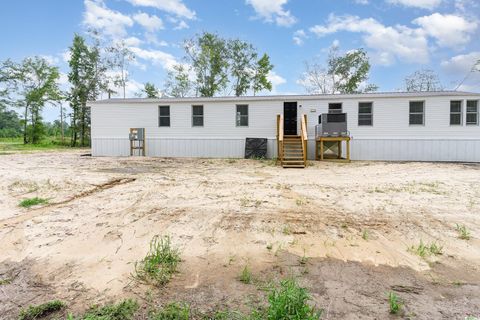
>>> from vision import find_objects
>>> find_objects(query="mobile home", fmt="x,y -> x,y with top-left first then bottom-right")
89,91 -> 480,164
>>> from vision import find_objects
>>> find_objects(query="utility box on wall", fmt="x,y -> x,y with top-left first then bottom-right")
129,128 -> 145,141
129,128 -> 145,156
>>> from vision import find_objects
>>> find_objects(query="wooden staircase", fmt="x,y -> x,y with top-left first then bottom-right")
277,114 -> 308,168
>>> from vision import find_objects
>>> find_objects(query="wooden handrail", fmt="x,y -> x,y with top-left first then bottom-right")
276,114 -> 284,165
300,114 -> 308,166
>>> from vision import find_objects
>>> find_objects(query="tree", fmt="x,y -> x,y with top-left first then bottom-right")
68,34 -> 105,147
252,54 -> 274,96
300,47 -> 376,94
164,64 -> 195,98
404,69 -> 443,92
0,105 -> 22,138
228,39 -> 257,96
106,40 -> 135,98
184,32 -> 230,97
142,82 -> 160,98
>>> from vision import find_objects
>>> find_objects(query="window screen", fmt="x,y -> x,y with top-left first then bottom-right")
236,105 -> 248,126
409,101 -> 424,125
467,100 -> 478,125
358,102 -> 373,126
450,100 -> 462,125
328,103 -> 342,113
158,106 -> 170,127
192,105 -> 204,127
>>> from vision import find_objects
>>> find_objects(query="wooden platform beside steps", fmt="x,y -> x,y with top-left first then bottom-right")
277,114 -> 308,168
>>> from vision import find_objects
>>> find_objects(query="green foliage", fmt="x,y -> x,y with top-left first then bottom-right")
164,64 -> 195,98
0,105 -> 22,138
239,265 -> 252,284
142,82 -> 160,98
18,300 -> 65,320
134,235 -> 181,286
255,278 -> 322,320
229,39 -> 257,97
19,197 -> 48,208
456,224 -> 471,240
362,229 -> 369,241
252,54 -> 274,96
328,47 -> 372,94
78,299 -> 138,320
408,240 -> 443,258
149,303 -> 190,320
387,292 -> 402,314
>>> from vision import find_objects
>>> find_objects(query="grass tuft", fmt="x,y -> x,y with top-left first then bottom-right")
388,292 -> 402,314
134,235 -> 181,286
18,300 -> 65,320
408,240 -> 443,258
456,224 -> 471,240
239,265 -> 252,284
18,197 -> 48,208
362,229 -> 369,241
79,299 -> 138,320
149,303 -> 190,320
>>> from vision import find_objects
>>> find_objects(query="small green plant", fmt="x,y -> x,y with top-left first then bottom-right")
299,249 -> 309,265
239,265 -> 252,284
134,235 -> 181,286
0,278 -> 12,285
80,299 -> 138,320
428,242 -> 443,255
362,229 -> 369,241
266,244 -> 273,251
149,303 -> 190,320
388,292 -> 402,314
409,240 -> 443,258
295,197 -> 308,206
255,278 -> 322,320
456,224 -> 471,240
18,197 -> 48,208
18,300 -> 66,320
282,225 -> 292,235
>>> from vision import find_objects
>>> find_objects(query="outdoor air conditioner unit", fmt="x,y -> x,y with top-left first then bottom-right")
315,113 -> 349,138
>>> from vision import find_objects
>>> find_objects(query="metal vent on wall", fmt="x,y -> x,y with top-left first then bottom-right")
245,138 -> 268,159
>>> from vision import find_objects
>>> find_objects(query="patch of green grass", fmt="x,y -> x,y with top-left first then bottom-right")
362,229 -> 369,241
18,300 -> 66,320
0,137 -> 79,154
299,249 -> 309,265
239,265 -> 252,284
134,235 -> 181,286
77,299 -> 138,320
456,224 -> 471,240
408,240 -> 443,258
149,303 -> 190,320
252,278 -> 322,320
388,292 -> 402,315
18,197 -> 49,208
295,197 -> 308,206
282,225 -> 292,235
0,278 -> 12,285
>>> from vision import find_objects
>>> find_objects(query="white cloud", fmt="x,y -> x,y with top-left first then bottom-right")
441,51 -> 480,75
83,0 -> 133,38
354,0 -> 369,4
246,0 -> 297,27
133,12 -> 164,32
310,14 -> 429,65
387,0 -> 442,9
413,13 -> 478,48
174,20 -> 189,30
267,71 -> 287,94
129,47 -> 178,71
145,33 -> 169,46
123,36 -> 143,46
293,29 -> 307,46
40,55 -> 61,66
126,0 -> 196,19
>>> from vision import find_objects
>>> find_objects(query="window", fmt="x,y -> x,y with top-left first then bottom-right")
236,105 -> 248,126
450,100 -> 462,125
467,100 -> 478,125
409,101 -> 424,125
192,105 -> 204,127
328,103 -> 342,113
358,102 -> 373,126
158,106 -> 170,127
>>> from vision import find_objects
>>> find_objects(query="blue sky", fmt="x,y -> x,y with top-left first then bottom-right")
0,0 -> 479,121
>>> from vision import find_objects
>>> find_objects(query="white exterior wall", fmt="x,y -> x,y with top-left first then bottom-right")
91,94 -> 480,162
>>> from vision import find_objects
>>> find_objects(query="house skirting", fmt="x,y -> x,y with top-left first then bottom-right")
91,138 -> 480,162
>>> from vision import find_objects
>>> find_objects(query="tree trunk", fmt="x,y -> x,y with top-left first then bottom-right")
23,103 -> 28,144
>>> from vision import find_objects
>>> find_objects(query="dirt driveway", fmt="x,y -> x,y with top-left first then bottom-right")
1,151 -> 479,319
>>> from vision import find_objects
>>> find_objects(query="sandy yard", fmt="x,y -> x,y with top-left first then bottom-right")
0,151 -> 479,319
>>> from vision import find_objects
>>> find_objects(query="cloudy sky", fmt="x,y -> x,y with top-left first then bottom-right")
0,0 -> 479,121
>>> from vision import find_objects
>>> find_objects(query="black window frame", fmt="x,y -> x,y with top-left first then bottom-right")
466,100 -> 479,125
358,102 -> 373,126
450,100 -> 463,126
409,101 -> 425,126
328,103 -> 342,114
158,105 -> 170,127
236,104 -> 249,127
192,105 -> 204,127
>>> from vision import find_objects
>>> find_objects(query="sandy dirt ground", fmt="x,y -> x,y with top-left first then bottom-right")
0,151 -> 479,319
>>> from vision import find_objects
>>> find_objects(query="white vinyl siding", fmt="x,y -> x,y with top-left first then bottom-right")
409,101 -> 424,125
450,100 -> 462,125
467,100 -> 478,125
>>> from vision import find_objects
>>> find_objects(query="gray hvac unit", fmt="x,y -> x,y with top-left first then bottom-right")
315,113 -> 349,138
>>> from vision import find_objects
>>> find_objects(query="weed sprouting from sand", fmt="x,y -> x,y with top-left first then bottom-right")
408,240 -> 443,258
362,229 -> 369,241
239,265 -> 252,284
266,244 -> 273,251
282,225 -> 292,235
18,300 -> 65,320
77,299 -> 138,320
252,278 -> 322,320
456,224 -> 471,240
18,197 -> 48,208
388,292 -> 402,314
299,249 -> 309,265
134,235 -> 181,286
149,303 -> 190,320
295,197 -> 308,206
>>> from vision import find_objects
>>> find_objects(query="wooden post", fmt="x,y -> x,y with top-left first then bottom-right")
320,139 -> 324,160
338,140 -> 342,159
346,138 -> 350,161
